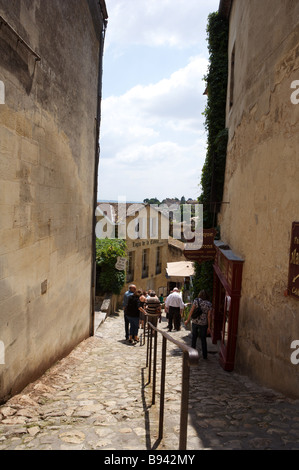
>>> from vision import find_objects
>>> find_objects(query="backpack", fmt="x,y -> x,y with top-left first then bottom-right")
191,299 -> 203,319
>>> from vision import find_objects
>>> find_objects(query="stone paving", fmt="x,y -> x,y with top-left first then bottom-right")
0,310 -> 299,450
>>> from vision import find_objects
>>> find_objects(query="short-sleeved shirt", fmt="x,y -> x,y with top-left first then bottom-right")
192,298 -> 212,326
165,292 -> 185,310
126,295 -> 141,318
146,296 -> 161,315
123,290 -> 134,309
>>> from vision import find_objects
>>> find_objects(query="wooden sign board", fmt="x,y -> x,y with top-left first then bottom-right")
184,229 -> 216,264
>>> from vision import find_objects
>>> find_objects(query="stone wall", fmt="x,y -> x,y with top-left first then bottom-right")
219,0 -> 299,397
0,0 -> 106,402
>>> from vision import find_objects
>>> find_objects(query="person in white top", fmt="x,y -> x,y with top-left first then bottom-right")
165,287 -> 185,331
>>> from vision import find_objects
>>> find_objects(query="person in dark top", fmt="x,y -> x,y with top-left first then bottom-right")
126,289 -> 143,344
123,284 -> 136,340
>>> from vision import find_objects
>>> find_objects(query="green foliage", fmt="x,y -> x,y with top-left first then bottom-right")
194,12 -> 229,301
199,11 -> 229,228
96,239 -> 126,295
183,303 -> 191,324
143,197 -> 161,205
191,260 -> 214,302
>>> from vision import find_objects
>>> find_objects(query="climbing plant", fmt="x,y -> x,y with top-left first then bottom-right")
95,238 -> 127,295
192,11 -> 229,300
199,11 -> 229,226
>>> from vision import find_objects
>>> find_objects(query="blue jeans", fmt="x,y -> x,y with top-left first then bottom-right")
124,312 -> 130,340
191,323 -> 208,359
127,316 -> 139,338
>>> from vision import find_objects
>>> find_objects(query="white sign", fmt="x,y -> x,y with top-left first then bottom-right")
115,257 -> 127,271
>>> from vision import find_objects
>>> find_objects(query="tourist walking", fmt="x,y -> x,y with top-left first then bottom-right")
165,287 -> 185,331
123,284 -> 136,340
126,289 -> 142,344
139,291 -> 147,328
184,290 -> 212,359
145,291 -> 161,327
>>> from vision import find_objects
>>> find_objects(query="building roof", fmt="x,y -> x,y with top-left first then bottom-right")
99,0 -> 108,20
97,201 -> 174,225
168,237 -> 184,251
219,0 -> 232,19
96,202 -> 186,251
87,0 -> 108,41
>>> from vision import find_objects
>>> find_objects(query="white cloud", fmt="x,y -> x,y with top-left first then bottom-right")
101,56 -> 208,143
99,56 -> 209,201
98,0 -> 219,201
104,0 -> 220,50
99,139 -> 206,201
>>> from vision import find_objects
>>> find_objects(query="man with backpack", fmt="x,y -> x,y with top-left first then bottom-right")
184,290 -> 212,359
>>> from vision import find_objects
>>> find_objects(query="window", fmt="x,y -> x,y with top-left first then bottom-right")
156,246 -> 162,275
135,217 -> 147,239
142,249 -> 149,279
149,216 -> 158,239
126,252 -> 135,283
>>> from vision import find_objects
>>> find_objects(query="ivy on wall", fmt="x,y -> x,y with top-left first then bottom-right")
199,11 -> 229,226
192,11 -> 229,300
96,239 -> 127,295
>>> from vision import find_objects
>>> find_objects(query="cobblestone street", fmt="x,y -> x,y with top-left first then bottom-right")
0,311 -> 299,451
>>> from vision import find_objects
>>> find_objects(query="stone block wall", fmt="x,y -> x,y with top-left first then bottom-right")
0,0 -> 106,402
219,0 -> 299,397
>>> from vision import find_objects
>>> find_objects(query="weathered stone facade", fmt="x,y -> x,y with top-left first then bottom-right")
96,203 -> 187,300
0,0 -> 108,402
218,0 -> 299,396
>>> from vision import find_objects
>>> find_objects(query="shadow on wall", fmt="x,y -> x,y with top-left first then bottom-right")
94,294 -> 119,333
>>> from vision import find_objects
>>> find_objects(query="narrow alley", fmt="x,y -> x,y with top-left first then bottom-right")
0,311 -> 299,451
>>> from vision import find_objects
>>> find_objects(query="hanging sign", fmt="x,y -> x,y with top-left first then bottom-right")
184,228 -> 217,264
115,257 -> 127,271
288,222 -> 299,300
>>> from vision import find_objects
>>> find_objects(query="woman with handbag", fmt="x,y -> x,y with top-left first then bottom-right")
184,290 -> 212,359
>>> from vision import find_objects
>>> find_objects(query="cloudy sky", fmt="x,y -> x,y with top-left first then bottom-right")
98,0 -> 221,203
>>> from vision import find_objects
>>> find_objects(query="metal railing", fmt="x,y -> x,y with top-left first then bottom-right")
144,317 -> 199,450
